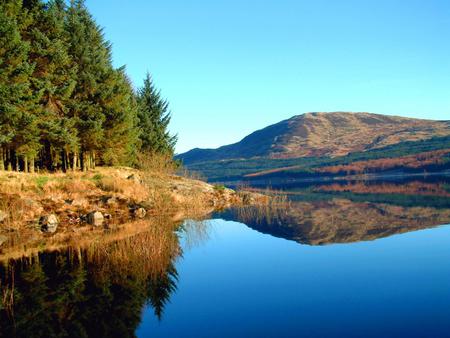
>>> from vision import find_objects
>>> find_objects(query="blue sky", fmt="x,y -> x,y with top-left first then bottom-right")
85,0 -> 450,153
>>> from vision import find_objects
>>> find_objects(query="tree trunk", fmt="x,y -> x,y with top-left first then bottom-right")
90,153 -> 93,170
92,152 -> 96,169
14,153 -> 18,172
0,149 -> 4,171
66,151 -> 71,171
24,155 -> 28,173
73,152 -> 78,171
82,152 -> 87,172
30,157 -> 35,173
7,149 -> 12,171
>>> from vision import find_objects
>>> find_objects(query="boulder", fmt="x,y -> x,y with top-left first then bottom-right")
40,214 -> 59,233
0,210 -> 7,223
86,211 -> 104,226
133,207 -> 147,219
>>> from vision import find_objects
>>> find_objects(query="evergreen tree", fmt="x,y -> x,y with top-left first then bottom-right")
137,73 -> 177,155
101,66 -> 140,166
21,0 -> 77,171
65,0 -> 110,170
0,0 -> 34,171
0,0 -> 176,172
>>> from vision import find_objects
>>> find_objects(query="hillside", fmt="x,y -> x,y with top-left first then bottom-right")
178,112 -> 450,165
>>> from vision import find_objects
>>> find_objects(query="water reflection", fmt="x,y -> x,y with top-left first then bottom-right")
218,178 -> 450,244
0,218 -> 182,337
1,178 -> 450,337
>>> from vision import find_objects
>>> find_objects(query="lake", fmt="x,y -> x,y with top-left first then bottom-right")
2,177 -> 450,337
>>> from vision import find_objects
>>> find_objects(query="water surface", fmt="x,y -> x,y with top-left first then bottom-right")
2,177 -> 450,337
137,219 -> 450,337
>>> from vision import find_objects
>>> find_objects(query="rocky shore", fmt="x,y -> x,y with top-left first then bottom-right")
0,167 -> 267,259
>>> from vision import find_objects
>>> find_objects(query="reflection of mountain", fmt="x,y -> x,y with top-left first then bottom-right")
218,199 -> 450,245
0,226 -> 180,337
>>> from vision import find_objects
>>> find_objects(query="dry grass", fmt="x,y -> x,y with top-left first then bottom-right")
137,151 -> 177,176
84,218 -> 180,280
0,195 -> 27,230
178,167 -> 206,181
0,163 -> 267,261
95,176 -> 125,193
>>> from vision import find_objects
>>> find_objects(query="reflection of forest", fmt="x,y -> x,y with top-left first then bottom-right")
220,198 -> 450,245
0,220 -> 182,338
317,181 -> 450,197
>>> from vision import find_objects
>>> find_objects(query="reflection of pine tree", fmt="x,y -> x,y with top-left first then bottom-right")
147,262 -> 179,320
0,247 -> 180,336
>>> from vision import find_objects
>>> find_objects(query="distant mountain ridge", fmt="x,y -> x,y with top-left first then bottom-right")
178,112 -> 450,165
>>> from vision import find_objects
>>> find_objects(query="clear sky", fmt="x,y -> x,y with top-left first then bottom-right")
85,0 -> 450,153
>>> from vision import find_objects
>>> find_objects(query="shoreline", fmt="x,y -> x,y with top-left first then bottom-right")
0,167 -> 268,261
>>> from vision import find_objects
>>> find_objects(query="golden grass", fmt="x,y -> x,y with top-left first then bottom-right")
0,195 -> 27,230
137,151 -> 177,176
83,218 -> 180,280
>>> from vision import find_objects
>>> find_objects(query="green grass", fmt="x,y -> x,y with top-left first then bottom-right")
35,176 -> 50,190
213,184 -> 226,192
91,173 -> 104,184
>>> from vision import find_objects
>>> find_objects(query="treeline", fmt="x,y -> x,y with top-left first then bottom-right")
0,0 -> 176,173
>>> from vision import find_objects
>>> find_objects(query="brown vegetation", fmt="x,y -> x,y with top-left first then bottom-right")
317,149 -> 450,175
269,112 -> 450,158
0,156 -> 267,258
315,181 -> 450,197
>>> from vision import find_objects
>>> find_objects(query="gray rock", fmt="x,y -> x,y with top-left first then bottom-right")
40,214 -> 59,233
133,207 -> 147,219
0,210 -> 7,223
87,211 -> 104,226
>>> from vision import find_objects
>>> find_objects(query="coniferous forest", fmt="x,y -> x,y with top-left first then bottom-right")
0,0 -> 176,173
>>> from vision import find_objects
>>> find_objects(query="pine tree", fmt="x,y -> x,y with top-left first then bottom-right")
20,0 -> 77,171
65,0 -> 111,170
0,0 -> 34,171
137,73 -> 177,155
0,0 -> 176,172
101,66 -> 139,166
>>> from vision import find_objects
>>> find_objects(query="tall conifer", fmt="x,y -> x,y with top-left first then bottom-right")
137,73 -> 177,155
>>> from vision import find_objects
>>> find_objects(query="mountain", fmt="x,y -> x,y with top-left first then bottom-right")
178,112 -> 450,165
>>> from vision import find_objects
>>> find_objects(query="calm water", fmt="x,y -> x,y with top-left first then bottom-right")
139,219 -> 450,338
2,177 -> 450,337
